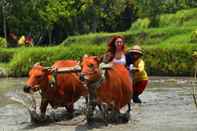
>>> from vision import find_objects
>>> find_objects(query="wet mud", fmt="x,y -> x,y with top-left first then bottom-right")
0,77 -> 197,131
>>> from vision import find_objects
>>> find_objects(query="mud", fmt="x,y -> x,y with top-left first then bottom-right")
0,77 -> 197,131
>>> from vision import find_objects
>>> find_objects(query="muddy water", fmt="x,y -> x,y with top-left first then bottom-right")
0,77 -> 197,131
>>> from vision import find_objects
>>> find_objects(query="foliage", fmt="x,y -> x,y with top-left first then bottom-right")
192,51 -> 197,61
143,45 -> 195,76
0,37 -> 7,48
0,0 -> 135,45
7,45 -> 105,77
0,7 -> 197,76
133,0 -> 163,26
191,29 -> 197,43
130,18 -> 151,30
133,0 -> 196,27
159,8 -> 197,27
0,43 -> 195,77
0,47 -> 14,63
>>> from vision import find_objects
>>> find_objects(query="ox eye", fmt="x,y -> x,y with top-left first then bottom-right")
88,64 -> 94,68
36,75 -> 43,80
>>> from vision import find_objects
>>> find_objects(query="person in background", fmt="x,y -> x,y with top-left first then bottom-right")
7,32 -> 18,47
126,45 -> 148,103
18,35 -> 25,46
103,35 -> 126,65
25,35 -> 33,46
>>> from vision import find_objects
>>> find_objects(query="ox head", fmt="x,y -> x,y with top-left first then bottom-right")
80,55 -> 103,83
23,63 -> 52,93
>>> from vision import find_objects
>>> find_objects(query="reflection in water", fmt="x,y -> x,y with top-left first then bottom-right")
0,77 -> 197,131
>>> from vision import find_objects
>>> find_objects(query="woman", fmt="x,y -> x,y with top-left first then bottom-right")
103,35 -> 126,65
126,45 -> 148,103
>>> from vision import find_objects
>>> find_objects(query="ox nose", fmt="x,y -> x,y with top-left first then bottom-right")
79,73 -> 86,81
23,85 -> 31,93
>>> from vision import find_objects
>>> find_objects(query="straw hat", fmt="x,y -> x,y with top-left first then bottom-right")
129,45 -> 143,55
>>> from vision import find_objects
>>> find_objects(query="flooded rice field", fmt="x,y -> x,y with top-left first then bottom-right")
0,76 -> 197,131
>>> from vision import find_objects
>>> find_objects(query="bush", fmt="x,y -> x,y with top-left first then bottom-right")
130,18 -> 151,30
0,37 -> 7,48
191,29 -> 197,43
143,44 -> 195,76
0,48 -> 15,63
159,8 -> 197,27
7,45 -> 105,77
3,43 -> 196,77
8,47 -> 60,77
61,33 -> 112,46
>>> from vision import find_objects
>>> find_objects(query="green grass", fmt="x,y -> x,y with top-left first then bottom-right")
0,45 -> 105,77
159,8 -> 197,27
0,42 -> 195,77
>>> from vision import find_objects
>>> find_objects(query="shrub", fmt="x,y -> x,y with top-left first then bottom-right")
159,8 -> 197,27
7,45 -> 105,77
191,29 -> 197,43
0,37 -> 7,48
143,45 -> 195,76
0,48 -> 15,63
4,43 -> 196,77
131,18 -> 151,30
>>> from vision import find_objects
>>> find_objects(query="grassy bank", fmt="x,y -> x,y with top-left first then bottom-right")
0,43 -> 195,77
0,45 -> 105,77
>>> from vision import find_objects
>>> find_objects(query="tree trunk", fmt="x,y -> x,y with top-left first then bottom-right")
47,26 -> 52,44
2,6 -> 7,40
91,5 -> 97,33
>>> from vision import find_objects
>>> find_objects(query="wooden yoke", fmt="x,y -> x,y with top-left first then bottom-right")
46,65 -> 81,74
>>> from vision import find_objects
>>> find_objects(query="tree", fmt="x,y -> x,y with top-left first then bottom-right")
39,0 -> 77,44
133,0 -> 164,27
0,0 -> 12,40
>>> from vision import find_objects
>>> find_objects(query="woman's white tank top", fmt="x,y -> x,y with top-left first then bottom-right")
112,54 -> 126,65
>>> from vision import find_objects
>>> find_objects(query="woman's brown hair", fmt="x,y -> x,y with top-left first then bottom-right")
107,35 -> 125,55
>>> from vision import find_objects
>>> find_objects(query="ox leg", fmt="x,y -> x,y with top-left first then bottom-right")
65,104 -> 74,119
127,102 -> 131,113
40,98 -> 48,120
121,102 -> 131,123
85,96 -> 88,105
86,96 -> 96,124
111,109 -> 120,123
65,104 -> 74,113
86,86 -> 97,125
98,103 -> 108,126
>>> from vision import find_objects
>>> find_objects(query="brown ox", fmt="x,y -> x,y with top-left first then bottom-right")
23,60 -> 87,119
80,55 -> 133,124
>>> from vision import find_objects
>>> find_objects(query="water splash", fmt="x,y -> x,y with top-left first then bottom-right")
6,91 -> 40,123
